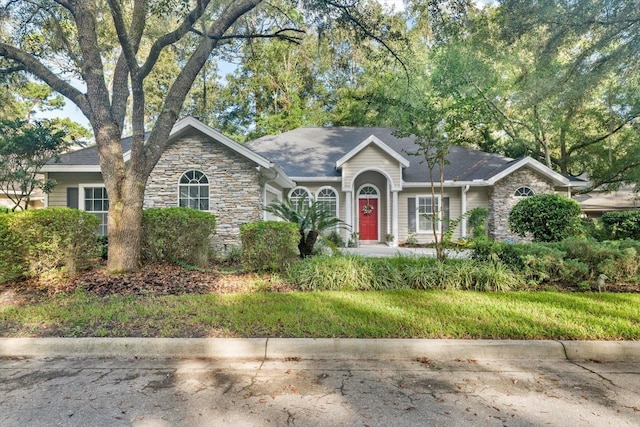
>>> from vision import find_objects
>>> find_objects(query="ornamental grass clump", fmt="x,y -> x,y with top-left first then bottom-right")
287,255 -> 379,291
288,255 -> 527,292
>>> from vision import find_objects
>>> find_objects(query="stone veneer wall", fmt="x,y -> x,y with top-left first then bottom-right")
144,134 -> 263,251
488,168 -> 554,242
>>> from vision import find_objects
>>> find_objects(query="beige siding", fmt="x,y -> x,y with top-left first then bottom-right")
47,172 -> 104,207
466,187 -> 489,211
342,145 -> 401,190
397,188 -> 467,244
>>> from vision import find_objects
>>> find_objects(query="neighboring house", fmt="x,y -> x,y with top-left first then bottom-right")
575,185 -> 640,219
42,116 -> 574,248
0,185 -> 45,211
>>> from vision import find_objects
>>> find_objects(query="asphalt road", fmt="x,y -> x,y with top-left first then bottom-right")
1,356 -> 638,427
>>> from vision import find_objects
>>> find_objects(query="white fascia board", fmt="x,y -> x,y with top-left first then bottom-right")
402,180 -> 489,188
335,135 -> 410,168
41,165 -> 102,172
487,157 -> 571,186
289,176 -> 342,182
273,164 -> 296,188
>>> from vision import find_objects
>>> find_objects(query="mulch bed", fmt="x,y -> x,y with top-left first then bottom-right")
0,262 -> 295,304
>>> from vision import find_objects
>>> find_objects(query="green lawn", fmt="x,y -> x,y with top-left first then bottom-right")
2,290 -> 639,340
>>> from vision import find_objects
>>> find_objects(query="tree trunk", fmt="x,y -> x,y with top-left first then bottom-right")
106,177 -> 146,273
299,230 -> 318,258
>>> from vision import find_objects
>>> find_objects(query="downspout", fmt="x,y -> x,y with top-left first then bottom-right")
461,185 -> 470,238
258,166 -> 280,221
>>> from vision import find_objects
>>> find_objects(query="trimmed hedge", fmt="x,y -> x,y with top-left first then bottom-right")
509,194 -> 582,242
240,221 -> 299,271
141,207 -> 216,267
601,210 -> 640,240
0,208 -> 100,283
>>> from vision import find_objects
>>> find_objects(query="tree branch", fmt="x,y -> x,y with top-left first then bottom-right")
324,0 -> 408,77
0,42 -> 90,116
108,0 -> 140,75
139,0 -> 211,80
566,113 -> 640,156
0,64 -> 25,75
141,0 -> 262,172
191,27 -> 305,44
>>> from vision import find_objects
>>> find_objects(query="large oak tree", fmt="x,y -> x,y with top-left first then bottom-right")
0,0 -> 393,272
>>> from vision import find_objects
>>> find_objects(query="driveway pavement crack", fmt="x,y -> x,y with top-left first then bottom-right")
571,362 -> 618,391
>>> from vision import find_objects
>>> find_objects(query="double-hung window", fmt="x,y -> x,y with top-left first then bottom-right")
80,185 -> 109,235
417,195 -> 441,233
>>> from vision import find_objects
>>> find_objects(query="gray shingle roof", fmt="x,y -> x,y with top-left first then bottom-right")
246,127 -> 513,182
48,136 -> 135,166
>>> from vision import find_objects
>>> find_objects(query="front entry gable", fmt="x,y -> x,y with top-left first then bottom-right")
337,135 -> 408,192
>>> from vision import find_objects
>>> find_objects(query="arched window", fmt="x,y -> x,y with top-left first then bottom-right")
289,187 -> 311,210
359,185 -> 378,197
317,187 -> 338,218
514,186 -> 535,197
179,170 -> 209,210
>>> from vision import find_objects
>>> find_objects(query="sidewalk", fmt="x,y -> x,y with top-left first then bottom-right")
2,338 -> 639,362
341,244 -> 470,258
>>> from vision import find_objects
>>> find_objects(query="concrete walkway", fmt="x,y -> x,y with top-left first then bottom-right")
2,338 -> 639,362
342,244 -> 470,258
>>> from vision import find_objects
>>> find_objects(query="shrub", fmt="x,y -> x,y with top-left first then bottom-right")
141,207 -> 216,267
601,211 -> 640,240
509,194 -> 582,242
0,212 -> 23,282
473,237 -> 640,288
467,207 -> 490,240
240,221 -> 299,271
287,255 -> 526,292
0,207 -> 100,283
324,230 -> 345,248
97,235 -> 108,260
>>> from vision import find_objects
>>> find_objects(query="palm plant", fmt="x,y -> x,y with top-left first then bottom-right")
264,197 -> 347,257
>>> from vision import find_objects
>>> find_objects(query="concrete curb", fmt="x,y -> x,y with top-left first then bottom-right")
1,338 -> 639,362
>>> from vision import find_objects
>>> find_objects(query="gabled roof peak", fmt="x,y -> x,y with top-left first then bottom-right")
336,134 -> 410,169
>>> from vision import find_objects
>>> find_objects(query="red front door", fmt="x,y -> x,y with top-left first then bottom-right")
359,198 -> 378,241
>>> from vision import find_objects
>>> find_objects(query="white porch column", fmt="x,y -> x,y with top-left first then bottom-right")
392,190 -> 399,247
345,190 -> 353,242
386,182 -> 391,238
461,185 -> 470,238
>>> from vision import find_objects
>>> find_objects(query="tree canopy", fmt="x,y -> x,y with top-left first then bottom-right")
0,0 -> 407,272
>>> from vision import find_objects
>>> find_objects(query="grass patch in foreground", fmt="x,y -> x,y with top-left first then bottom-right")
1,290 -> 639,340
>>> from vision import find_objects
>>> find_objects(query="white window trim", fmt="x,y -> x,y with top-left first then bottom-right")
263,184 -> 282,221
316,186 -> 339,219
177,170 -> 211,211
514,186 -> 535,198
416,194 -> 442,234
288,186 -> 312,205
79,183 -> 108,235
